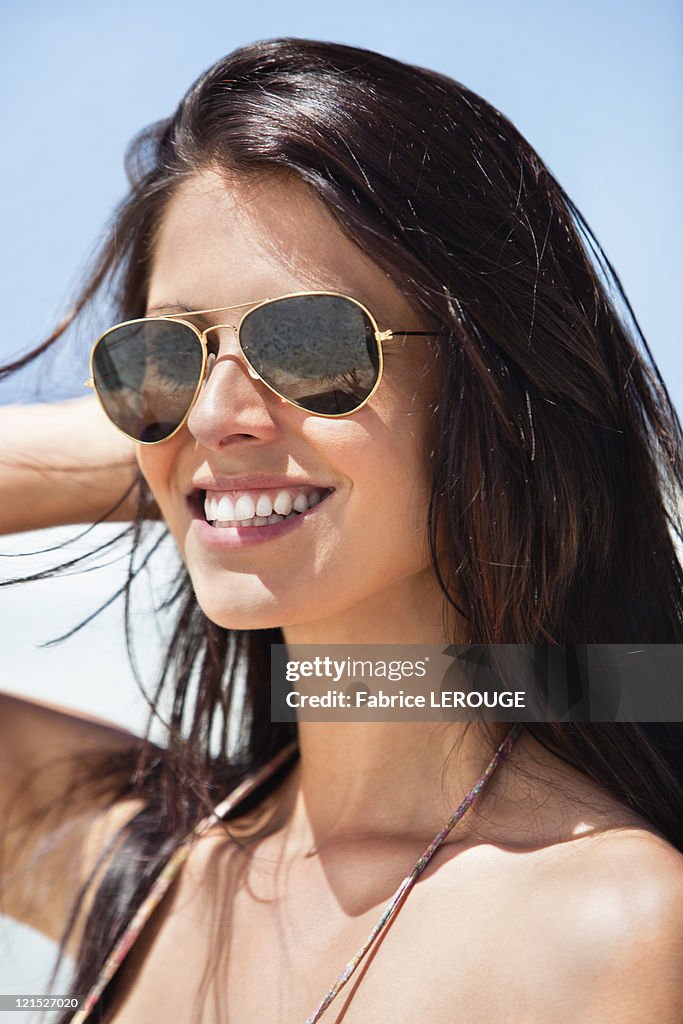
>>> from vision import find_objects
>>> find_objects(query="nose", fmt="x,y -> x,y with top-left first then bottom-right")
185,326 -> 281,450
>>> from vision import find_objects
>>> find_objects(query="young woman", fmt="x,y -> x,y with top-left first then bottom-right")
1,38 -> 683,1023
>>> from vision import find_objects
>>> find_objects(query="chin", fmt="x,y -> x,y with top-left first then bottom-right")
191,572 -> 325,631
194,590 -> 284,631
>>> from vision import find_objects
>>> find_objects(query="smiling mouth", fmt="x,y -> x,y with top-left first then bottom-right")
191,485 -> 334,528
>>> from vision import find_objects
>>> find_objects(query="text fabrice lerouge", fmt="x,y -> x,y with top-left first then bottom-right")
285,689 -> 527,709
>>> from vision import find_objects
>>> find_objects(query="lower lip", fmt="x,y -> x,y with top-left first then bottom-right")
189,496 -> 332,550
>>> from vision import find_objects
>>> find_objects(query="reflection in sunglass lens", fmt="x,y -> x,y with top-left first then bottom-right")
240,294 -> 379,414
92,320 -> 203,442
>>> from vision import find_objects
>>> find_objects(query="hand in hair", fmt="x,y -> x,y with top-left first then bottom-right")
0,396 -> 155,534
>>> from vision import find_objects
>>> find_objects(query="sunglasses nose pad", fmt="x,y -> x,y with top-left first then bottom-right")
203,351 -> 217,385
202,346 -> 265,396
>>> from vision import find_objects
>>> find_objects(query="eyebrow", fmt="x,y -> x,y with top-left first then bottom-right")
144,299 -> 266,322
144,302 -> 235,331
145,302 -> 194,316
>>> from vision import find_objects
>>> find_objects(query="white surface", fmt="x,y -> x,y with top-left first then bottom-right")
0,526 -> 176,725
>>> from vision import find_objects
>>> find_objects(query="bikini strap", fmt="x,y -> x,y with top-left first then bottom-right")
70,739 -> 300,1024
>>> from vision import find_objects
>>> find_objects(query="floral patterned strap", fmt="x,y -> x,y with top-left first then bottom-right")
70,739 -> 300,1023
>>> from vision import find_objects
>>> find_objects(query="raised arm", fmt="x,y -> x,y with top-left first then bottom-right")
0,396 -> 148,534
0,691 -> 144,945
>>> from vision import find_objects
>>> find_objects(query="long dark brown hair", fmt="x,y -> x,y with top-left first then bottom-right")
2,37 -> 682,1018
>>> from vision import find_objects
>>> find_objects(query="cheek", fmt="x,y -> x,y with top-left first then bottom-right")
306,408 -> 432,539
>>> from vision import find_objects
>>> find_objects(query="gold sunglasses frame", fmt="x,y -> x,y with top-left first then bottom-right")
85,290 -> 438,445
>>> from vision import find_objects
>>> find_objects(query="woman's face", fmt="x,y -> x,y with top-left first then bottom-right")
138,168 -> 441,634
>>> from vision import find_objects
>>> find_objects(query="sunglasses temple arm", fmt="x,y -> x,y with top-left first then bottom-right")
378,330 -> 440,341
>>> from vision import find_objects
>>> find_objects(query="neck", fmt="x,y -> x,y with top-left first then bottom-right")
283,565 -> 462,646
274,578 -> 509,853
281,721 -> 513,852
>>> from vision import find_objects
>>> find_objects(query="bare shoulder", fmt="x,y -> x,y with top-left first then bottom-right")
535,824 -> 683,931
536,818 -> 683,886
449,731 -> 683,1021
513,825 -> 683,1021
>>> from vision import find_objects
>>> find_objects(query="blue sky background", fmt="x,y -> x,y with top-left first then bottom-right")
0,0 -> 681,410
0,0 -> 681,1007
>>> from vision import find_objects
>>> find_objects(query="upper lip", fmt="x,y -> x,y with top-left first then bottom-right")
189,474 -> 335,494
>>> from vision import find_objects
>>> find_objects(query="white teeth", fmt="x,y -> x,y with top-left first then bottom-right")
204,486 -> 330,526
293,493 -> 309,513
256,494 -> 273,517
235,495 -> 256,520
204,495 -> 217,521
217,495 -> 235,521
273,490 -> 293,515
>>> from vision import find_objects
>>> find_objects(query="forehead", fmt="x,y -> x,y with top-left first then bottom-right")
147,168 -> 416,324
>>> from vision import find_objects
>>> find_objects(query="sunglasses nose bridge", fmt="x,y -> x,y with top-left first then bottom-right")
199,323 -> 260,381
200,322 -> 237,345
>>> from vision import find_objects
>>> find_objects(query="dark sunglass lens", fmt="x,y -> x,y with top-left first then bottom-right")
92,320 -> 203,442
240,295 -> 379,415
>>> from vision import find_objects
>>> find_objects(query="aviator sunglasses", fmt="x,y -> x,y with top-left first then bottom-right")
85,291 -> 438,444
